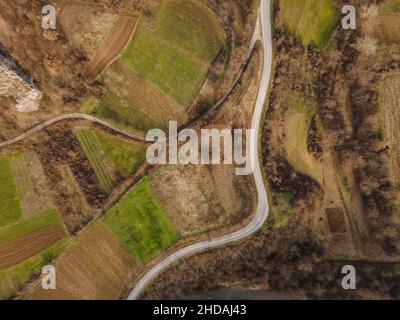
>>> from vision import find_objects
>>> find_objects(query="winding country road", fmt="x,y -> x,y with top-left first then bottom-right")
127,0 -> 273,300
0,0 -> 273,301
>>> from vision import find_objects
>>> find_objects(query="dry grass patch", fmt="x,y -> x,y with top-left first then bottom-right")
368,13 -> 400,44
284,97 -> 323,185
378,74 -> 400,186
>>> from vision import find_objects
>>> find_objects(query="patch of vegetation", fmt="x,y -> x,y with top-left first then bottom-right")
96,131 -> 146,178
122,26 -> 208,105
75,129 -> 114,192
284,95 -> 323,184
273,192 -> 294,228
157,0 -> 225,63
380,0 -> 400,13
104,177 -> 180,261
0,157 -> 22,226
80,97 -> 99,114
91,92 -> 157,134
0,239 -> 70,300
120,0 -> 224,105
280,0 -> 339,48
0,209 -> 63,244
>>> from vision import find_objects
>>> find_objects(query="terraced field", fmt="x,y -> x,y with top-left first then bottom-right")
104,178 -> 180,261
284,96 -> 323,184
280,0 -> 339,48
75,128 -> 146,192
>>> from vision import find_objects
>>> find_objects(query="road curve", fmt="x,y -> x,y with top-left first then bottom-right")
127,0 -> 273,300
0,113 -> 144,149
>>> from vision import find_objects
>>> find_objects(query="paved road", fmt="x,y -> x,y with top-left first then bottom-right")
127,0 -> 273,300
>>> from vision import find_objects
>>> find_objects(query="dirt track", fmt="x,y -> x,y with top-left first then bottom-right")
0,224 -> 65,269
86,10 -> 139,79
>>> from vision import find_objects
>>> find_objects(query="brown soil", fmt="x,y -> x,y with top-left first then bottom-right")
0,224 -> 65,269
86,10 -> 139,79
25,223 -> 135,300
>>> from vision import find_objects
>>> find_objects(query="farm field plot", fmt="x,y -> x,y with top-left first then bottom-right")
380,0 -> 400,13
8,153 -> 42,218
369,13 -> 400,44
75,128 -> 146,192
87,0 -> 225,134
121,24 -> 209,106
0,156 -> 22,226
104,177 -> 180,261
280,0 -> 339,48
26,223 -> 135,300
91,92 -> 158,134
284,96 -> 323,184
0,240 -> 69,300
378,74 -> 400,186
75,129 -> 114,193
86,10 -> 139,79
102,61 -> 188,130
0,209 -> 68,299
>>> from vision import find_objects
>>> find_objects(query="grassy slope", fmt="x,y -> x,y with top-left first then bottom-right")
104,177 -> 180,261
122,25 -> 208,106
121,0 -> 224,105
157,0 -> 225,63
284,96 -> 323,184
95,130 -> 146,178
280,0 -> 339,48
76,128 -> 146,188
0,157 -> 22,226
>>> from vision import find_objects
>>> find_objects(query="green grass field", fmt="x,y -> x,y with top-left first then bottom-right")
0,157 -> 22,226
95,131 -> 146,178
76,128 -> 146,191
75,129 -> 114,192
157,0 -> 225,63
92,92 -> 159,134
121,0 -> 225,106
280,0 -> 339,48
122,25 -> 209,106
0,209 -> 63,244
104,178 -> 180,261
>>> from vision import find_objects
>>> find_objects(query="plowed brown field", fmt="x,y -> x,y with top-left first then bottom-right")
86,10 -> 139,79
0,224 -> 65,269
26,223 -> 135,300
